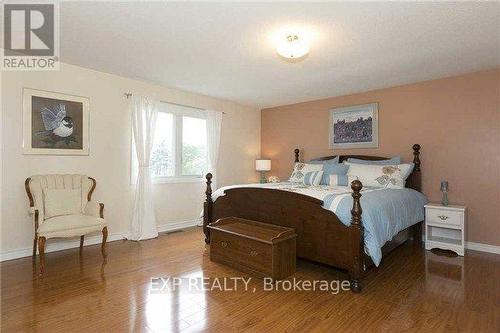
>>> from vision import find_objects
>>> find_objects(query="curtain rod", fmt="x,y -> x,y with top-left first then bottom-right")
124,93 -> 226,114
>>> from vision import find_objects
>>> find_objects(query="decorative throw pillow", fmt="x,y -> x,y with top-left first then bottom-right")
346,156 -> 401,165
328,173 -> 349,186
303,171 -> 324,186
43,188 -> 82,219
309,158 -> 348,185
345,162 -> 414,189
323,162 -> 349,186
289,162 -> 323,183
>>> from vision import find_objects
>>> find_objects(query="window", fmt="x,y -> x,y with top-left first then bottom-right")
181,116 -> 207,176
133,102 -> 208,183
150,112 -> 175,177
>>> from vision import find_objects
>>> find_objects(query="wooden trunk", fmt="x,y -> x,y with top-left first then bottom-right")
208,217 -> 297,281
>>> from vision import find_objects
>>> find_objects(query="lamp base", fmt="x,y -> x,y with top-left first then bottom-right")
259,171 -> 267,184
441,191 -> 449,206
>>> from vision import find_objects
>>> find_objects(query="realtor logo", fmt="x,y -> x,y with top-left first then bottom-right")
2,2 -> 59,70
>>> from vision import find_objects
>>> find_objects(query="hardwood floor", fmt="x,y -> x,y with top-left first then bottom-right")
1,227 -> 499,332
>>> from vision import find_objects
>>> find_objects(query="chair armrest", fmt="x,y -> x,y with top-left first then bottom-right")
28,206 -> 43,221
85,201 -> 104,218
28,207 -> 42,232
28,206 -> 39,215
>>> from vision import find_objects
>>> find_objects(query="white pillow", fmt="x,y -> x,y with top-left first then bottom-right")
289,162 -> 323,183
345,162 -> 414,189
43,188 -> 82,218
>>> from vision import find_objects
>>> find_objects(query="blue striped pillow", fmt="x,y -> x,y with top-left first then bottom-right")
303,171 -> 324,185
309,159 -> 348,185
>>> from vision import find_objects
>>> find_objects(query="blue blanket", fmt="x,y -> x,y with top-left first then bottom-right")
324,187 -> 427,266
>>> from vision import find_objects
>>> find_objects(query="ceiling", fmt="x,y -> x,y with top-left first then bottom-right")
60,2 -> 500,108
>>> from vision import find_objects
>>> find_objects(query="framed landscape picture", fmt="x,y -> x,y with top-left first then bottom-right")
23,88 -> 90,155
329,103 -> 378,149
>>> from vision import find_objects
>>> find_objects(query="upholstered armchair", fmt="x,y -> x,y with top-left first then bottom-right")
25,175 -> 108,273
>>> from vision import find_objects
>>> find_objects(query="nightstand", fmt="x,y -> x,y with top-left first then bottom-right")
424,203 -> 466,256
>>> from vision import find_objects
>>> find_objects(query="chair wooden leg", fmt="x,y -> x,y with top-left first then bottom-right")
32,236 -> 38,258
80,235 -> 84,251
101,227 -> 108,258
38,237 -> 46,274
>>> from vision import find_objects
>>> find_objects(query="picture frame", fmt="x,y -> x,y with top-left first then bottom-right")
329,102 -> 378,149
23,88 -> 90,155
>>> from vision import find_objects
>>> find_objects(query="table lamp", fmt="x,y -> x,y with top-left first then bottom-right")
256,159 -> 271,183
440,180 -> 449,206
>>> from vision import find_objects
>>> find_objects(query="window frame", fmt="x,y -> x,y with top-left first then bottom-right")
131,102 -> 208,184
167,109 -> 207,183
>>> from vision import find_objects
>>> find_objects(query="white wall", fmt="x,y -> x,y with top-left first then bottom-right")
1,63 -> 261,256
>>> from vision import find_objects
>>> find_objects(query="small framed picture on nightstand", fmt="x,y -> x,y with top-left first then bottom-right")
424,203 -> 466,256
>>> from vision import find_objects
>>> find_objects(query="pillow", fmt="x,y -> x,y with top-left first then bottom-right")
289,162 -> 323,183
401,162 -> 415,180
309,156 -> 340,164
322,162 -> 349,186
309,158 -> 348,185
345,162 -> 414,189
43,188 -> 82,219
346,156 -> 401,165
328,174 -> 349,186
303,171 -> 324,186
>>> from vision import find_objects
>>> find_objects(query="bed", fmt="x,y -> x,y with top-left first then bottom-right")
202,144 -> 425,292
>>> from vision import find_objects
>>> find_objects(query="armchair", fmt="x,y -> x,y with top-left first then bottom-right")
25,174 -> 108,273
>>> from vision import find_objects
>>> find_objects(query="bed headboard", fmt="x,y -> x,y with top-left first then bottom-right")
294,144 -> 421,192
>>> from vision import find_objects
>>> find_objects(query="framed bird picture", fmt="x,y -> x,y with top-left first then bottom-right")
23,88 -> 90,155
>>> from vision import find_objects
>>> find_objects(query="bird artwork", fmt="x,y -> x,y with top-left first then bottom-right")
24,90 -> 87,155
36,103 -> 77,146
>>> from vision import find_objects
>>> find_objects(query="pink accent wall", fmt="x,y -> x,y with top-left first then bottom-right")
261,69 -> 500,246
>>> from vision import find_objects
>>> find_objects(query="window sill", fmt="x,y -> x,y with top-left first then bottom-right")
153,176 -> 205,184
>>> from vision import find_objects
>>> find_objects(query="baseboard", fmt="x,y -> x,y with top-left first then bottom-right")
157,219 -> 201,233
466,241 -> 500,254
0,232 -> 127,262
0,218 -> 202,262
3,220 -> 497,262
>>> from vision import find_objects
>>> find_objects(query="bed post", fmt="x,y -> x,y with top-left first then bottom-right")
349,179 -> 363,293
203,173 -> 213,244
411,144 -> 423,245
294,148 -> 300,162
412,144 -> 421,189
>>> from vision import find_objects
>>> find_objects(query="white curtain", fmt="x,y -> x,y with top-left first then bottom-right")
206,110 -> 223,190
128,95 -> 159,241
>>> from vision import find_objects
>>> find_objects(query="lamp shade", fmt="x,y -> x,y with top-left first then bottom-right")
256,159 -> 271,171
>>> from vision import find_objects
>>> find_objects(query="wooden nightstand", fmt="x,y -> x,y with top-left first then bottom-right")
424,203 -> 466,256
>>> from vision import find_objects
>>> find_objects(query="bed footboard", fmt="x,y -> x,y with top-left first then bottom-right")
202,174 -> 365,292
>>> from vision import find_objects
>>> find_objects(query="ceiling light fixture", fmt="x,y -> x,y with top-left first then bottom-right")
276,34 -> 309,60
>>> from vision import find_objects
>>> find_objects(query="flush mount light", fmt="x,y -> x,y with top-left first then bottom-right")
276,34 -> 310,60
